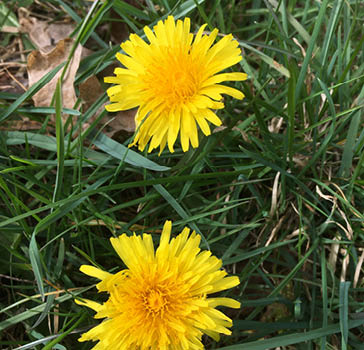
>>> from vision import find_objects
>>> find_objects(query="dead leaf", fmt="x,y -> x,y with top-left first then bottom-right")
110,9 -> 129,44
0,117 -> 42,131
1,26 -> 19,33
27,38 -> 82,109
19,8 -> 75,53
79,75 -> 136,136
109,0 -> 144,44
79,75 -> 104,111
107,109 -> 136,135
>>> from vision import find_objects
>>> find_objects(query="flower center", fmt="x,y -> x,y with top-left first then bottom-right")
144,46 -> 201,108
143,288 -> 168,314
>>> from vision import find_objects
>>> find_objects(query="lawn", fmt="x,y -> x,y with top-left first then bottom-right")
0,0 -> 363,349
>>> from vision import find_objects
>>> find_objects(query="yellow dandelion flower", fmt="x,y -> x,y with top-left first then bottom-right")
104,16 -> 247,154
76,220 -> 240,349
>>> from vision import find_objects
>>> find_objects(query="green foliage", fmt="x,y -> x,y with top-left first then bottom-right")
0,0 -> 364,349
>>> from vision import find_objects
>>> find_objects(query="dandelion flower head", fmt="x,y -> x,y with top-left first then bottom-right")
76,221 -> 240,349
105,16 -> 247,154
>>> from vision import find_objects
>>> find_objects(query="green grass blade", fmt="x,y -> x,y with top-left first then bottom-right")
53,80 -> 64,202
339,281 -> 351,349
28,235 -> 44,301
295,0 -> 330,101
217,319 -> 364,350
320,247 -> 328,349
91,131 -> 170,171
338,85 -> 364,177
0,63 -> 65,123
41,313 -> 86,350
320,0 -> 344,68
152,183 -> 206,246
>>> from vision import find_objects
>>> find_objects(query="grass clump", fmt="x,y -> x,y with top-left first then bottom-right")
0,0 -> 363,349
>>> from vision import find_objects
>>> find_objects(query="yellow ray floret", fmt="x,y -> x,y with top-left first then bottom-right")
76,221 -> 241,349
105,16 -> 247,154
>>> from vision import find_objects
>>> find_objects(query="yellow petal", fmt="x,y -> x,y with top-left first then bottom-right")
110,234 -> 140,270
211,276 -> 240,293
116,52 -> 144,73
104,76 -> 122,84
75,298 -> 103,312
165,16 -> 176,45
193,23 -> 208,46
202,72 -> 248,87
154,19 -> 168,46
208,297 -> 241,309
113,67 -> 137,76
105,102 -> 126,112
204,109 -> 222,126
106,85 -> 122,97
157,220 -> 172,255
215,85 -> 245,99
167,109 -> 181,153
195,114 -> 211,136
144,25 -> 157,44
80,265 -> 112,280
181,109 -> 192,152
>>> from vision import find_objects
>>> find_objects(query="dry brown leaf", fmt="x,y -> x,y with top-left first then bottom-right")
0,117 -> 42,131
19,8 -> 75,53
79,75 -> 104,111
1,26 -> 19,33
79,75 -> 136,136
106,109 -> 136,136
27,38 -> 82,109
110,9 -> 130,44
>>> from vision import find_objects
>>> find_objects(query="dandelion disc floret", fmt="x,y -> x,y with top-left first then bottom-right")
104,16 -> 247,154
76,221 -> 241,349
